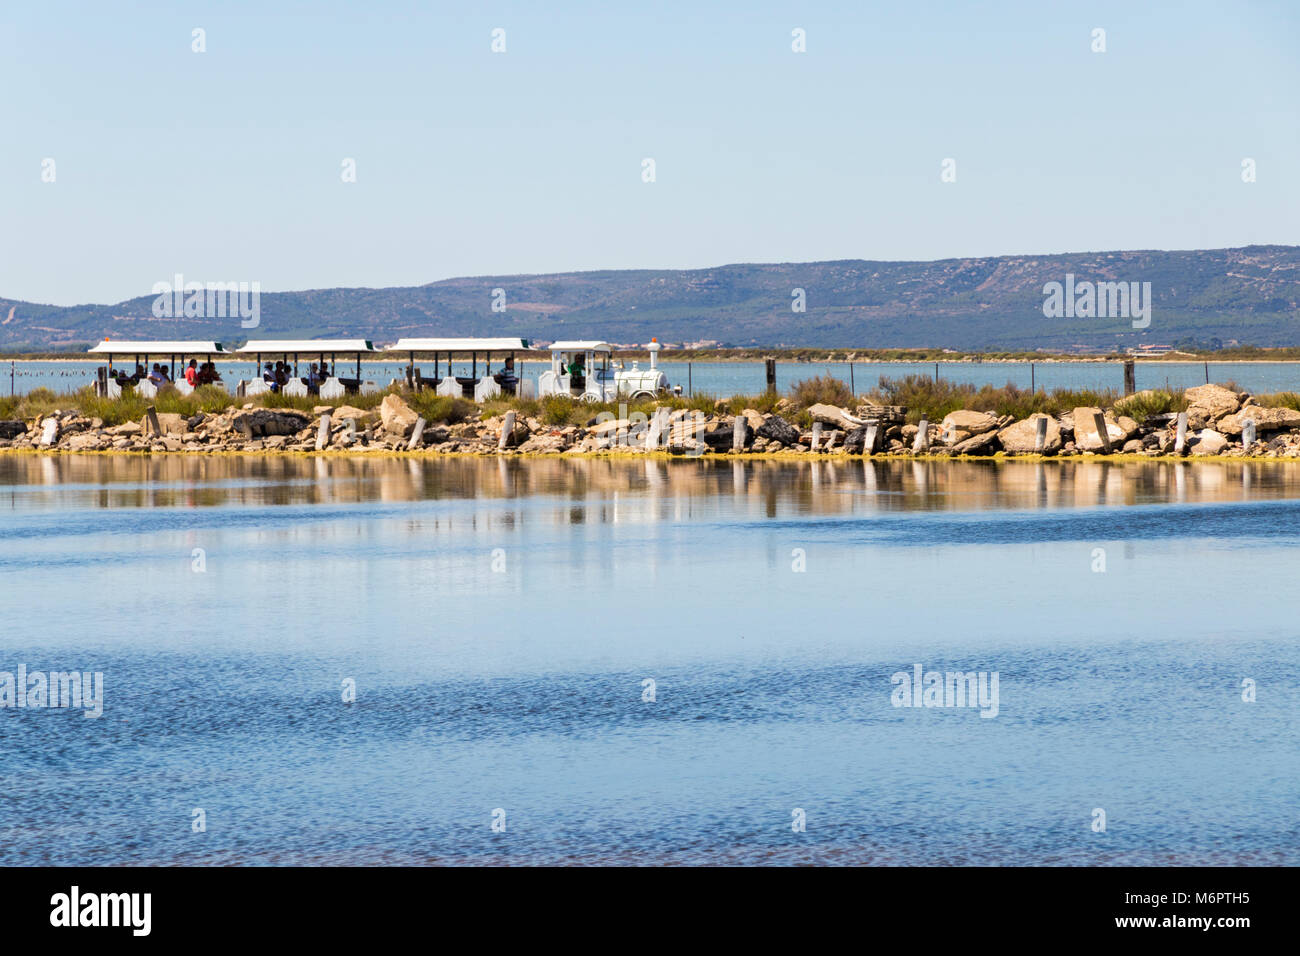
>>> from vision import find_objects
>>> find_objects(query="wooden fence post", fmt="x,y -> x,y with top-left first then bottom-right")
1092,411 -> 1111,453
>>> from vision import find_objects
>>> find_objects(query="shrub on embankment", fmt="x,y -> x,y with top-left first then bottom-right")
864,375 -> 1189,424
7,375 -> 1298,439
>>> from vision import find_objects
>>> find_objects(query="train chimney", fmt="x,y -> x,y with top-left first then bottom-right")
648,337 -> 660,370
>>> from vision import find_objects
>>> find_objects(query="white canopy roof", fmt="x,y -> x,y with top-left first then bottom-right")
549,340 -> 612,352
386,337 -> 530,352
238,339 -> 376,353
88,340 -> 229,355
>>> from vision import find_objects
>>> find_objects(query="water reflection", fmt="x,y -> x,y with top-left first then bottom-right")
0,453 -> 1293,514
4,451 -> 1299,867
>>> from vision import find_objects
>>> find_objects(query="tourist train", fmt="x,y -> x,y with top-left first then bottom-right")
537,339 -> 673,403
86,336 -> 678,401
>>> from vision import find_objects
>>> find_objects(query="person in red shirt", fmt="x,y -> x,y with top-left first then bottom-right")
184,360 -> 198,386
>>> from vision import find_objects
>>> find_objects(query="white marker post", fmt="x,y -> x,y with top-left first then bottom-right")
408,416 -> 426,451
647,411 -> 662,450
913,418 -> 929,453
498,410 -> 515,450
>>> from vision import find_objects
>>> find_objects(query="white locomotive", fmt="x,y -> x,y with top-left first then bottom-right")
537,339 -> 674,403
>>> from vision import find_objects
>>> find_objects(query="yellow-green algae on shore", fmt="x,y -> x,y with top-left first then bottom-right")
5,446 -> 1300,464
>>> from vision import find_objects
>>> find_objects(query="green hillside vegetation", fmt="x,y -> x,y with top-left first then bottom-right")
3,245 -> 1297,351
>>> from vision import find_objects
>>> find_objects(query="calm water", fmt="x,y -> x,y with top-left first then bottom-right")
8,359 -> 1300,399
1,455 -> 1297,865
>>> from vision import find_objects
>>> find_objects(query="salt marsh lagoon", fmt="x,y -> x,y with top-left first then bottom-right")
1,455 -> 1296,865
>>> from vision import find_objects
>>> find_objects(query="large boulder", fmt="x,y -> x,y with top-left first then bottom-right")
701,420 -> 747,451
316,404 -> 372,423
667,416 -> 714,445
997,414 -> 1062,454
843,426 -> 876,454
589,418 -> 631,437
807,403 -> 864,431
1185,384 -> 1242,430
379,394 -> 420,437
64,432 -> 107,452
1218,405 -> 1300,436
1191,428 -> 1229,456
231,408 -> 310,437
517,433 -> 568,454
940,410 -> 998,444
1113,415 -> 1141,442
1071,407 -> 1126,452
141,412 -> 187,436
951,430 -> 1000,455
756,414 -> 800,446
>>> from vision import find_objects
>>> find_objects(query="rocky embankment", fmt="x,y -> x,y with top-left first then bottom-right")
4,385 -> 1300,458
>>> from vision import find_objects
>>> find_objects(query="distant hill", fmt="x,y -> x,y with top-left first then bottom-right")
3,245 -> 1297,352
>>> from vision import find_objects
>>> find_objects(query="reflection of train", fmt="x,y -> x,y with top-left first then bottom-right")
537,339 -> 676,403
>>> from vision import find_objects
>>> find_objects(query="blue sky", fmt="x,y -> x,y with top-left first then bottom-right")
2,0 -> 1297,305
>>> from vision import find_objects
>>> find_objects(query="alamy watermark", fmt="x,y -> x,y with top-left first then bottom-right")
594,403 -> 713,457
1043,274 -> 1150,329
150,273 -> 260,328
50,886 -> 150,936
1,664 -> 104,718
890,663 -> 999,718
